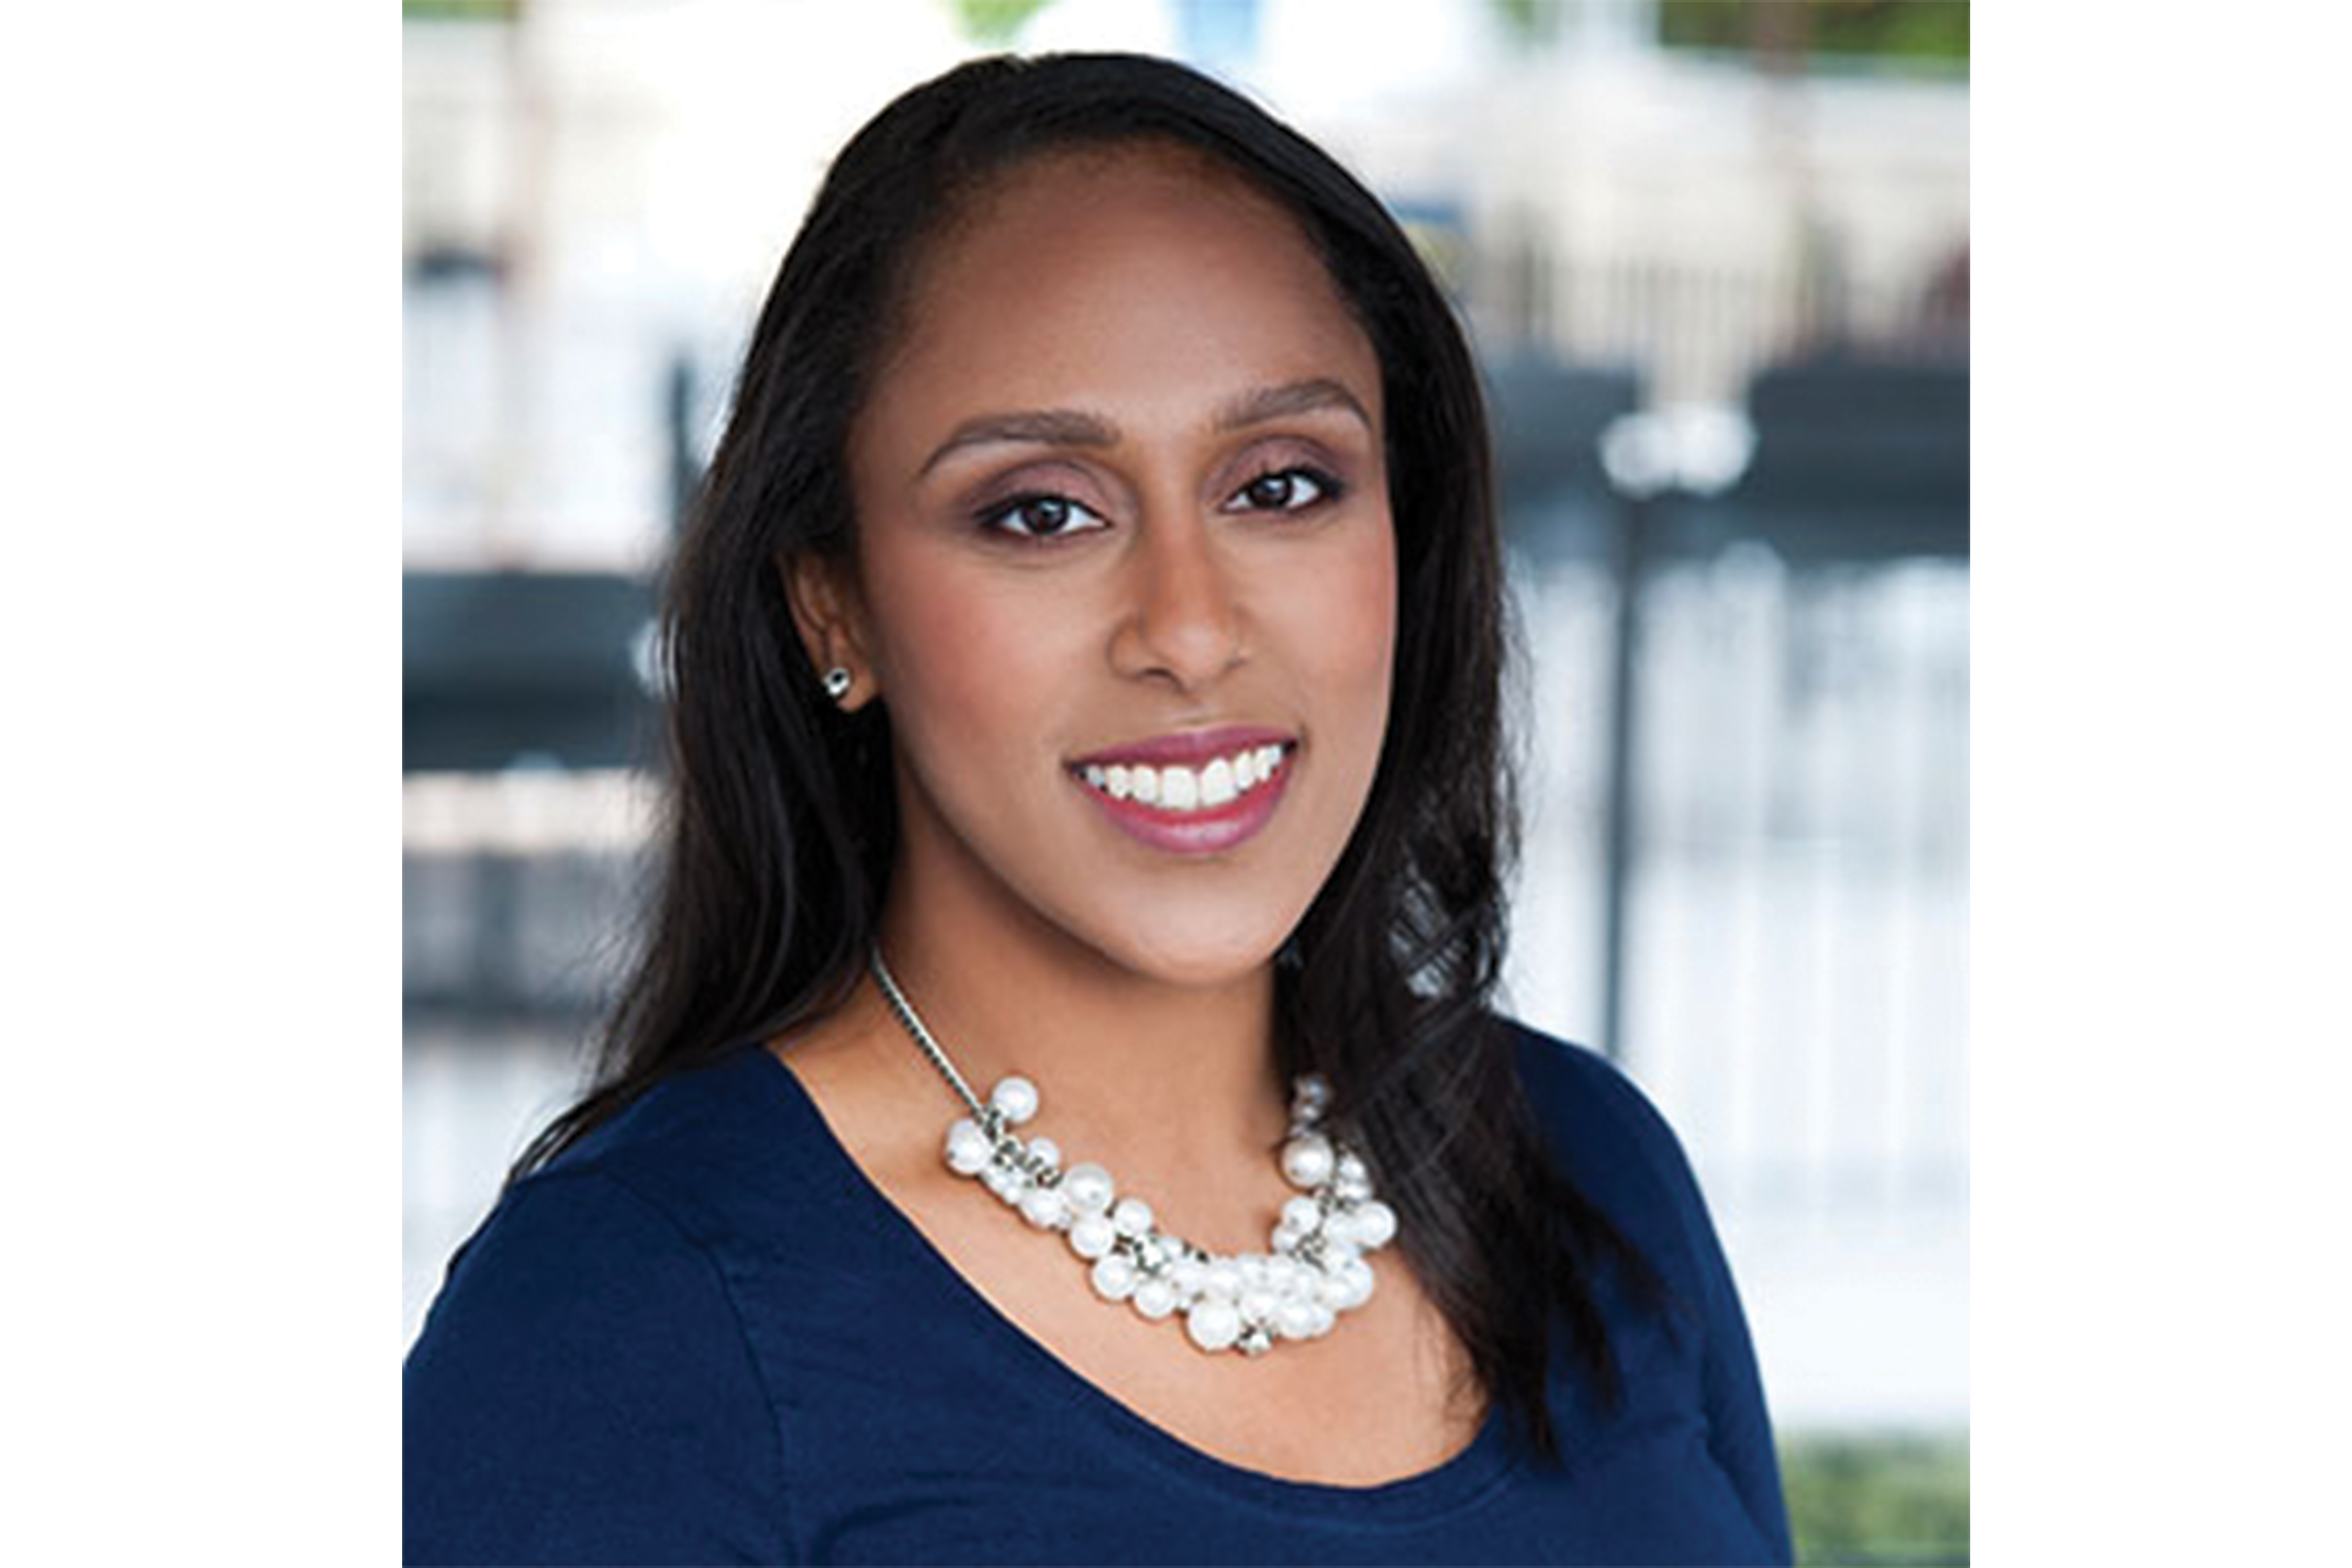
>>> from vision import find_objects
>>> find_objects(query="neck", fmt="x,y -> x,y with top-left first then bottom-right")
863,886 -> 1293,1206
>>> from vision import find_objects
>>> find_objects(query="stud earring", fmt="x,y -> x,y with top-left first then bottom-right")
823,666 -> 853,703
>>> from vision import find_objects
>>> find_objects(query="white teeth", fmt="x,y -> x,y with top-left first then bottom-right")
1078,742 -> 1291,814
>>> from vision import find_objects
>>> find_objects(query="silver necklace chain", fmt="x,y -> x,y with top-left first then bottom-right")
866,948 -> 1399,1357
871,948 -> 990,1123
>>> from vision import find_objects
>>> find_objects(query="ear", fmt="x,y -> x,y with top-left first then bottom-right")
781,551 -> 879,711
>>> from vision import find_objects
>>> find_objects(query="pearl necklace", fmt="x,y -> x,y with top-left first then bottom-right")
870,951 -> 1397,1357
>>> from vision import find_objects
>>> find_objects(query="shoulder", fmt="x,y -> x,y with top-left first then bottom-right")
545,1045 -> 802,1208
407,1042 -> 856,1393
422,1045 -> 833,1313
404,1050 -> 799,1562
1499,1017 -> 1689,1181
407,1163 -> 742,1389
1494,1016 -> 1720,1282
405,1052 -> 784,1408
1495,1020 -> 1795,1561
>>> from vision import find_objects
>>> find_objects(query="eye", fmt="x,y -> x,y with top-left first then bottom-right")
1224,466 -> 1344,515
979,492 -> 1110,541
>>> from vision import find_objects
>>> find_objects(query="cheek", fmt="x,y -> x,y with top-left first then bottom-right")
863,550 -> 1071,767
1295,523 -> 1398,730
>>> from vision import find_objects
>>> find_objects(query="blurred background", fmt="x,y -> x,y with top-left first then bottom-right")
404,1 -> 1966,1559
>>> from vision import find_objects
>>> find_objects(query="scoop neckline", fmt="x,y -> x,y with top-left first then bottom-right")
741,1042 -> 1521,1526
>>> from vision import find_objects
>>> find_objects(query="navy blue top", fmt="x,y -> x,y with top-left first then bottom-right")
404,1023 -> 1791,1564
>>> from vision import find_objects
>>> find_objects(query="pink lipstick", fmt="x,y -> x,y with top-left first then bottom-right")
1066,727 -> 1297,856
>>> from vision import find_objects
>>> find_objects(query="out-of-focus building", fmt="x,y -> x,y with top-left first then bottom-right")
405,0 -> 1966,567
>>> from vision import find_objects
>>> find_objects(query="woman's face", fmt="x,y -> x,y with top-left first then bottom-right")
810,143 -> 1396,988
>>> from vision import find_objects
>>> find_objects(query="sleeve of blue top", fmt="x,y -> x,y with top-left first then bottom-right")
402,1168 -> 791,1567
1589,1058 -> 1794,1563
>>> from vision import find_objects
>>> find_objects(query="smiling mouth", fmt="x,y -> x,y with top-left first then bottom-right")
1071,741 -> 1294,814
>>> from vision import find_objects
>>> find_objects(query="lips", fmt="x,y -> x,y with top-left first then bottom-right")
1069,724 -> 1295,771
1066,726 -> 1298,855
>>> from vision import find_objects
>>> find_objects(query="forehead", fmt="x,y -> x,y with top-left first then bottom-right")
861,143 -> 1382,450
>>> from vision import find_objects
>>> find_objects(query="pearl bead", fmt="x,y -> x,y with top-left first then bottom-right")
1270,1222 -> 1308,1255
1351,1199 -> 1397,1250
1314,1270 -> 1353,1311
1060,1162 -> 1114,1214
1275,1298 -> 1320,1341
1281,1196 -> 1323,1235
1185,1297 -> 1242,1352
1019,1185 -> 1070,1231
1090,1253 -> 1138,1301
1068,1213 -> 1118,1260
1335,1151 -> 1367,1185
1280,1133 -> 1335,1189
1132,1277 -> 1178,1320
1240,1287 -> 1279,1326
989,1076 -> 1039,1126
1026,1135 -> 1062,1173
1111,1196 -> 1154,1238
981,1162 -> 1026,1202
944,1118 -> 992,1175
1202,1259 -> 1244,1300
1334,1256 -> 1375,1310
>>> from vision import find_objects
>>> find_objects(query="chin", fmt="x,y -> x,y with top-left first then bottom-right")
1099,920 -> 1290,990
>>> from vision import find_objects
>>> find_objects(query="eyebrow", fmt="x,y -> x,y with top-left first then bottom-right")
916,377 -> 1373,478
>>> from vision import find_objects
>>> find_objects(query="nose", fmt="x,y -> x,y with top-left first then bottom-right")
1108,508 -> 1246,691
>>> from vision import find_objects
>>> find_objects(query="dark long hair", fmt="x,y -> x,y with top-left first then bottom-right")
512,51 -> 1662,1465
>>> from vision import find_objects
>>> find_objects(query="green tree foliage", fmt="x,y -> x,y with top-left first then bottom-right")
953,0 -> 1055,45
1661,0 -> 1969,68
1780,1431 -> 1971,1565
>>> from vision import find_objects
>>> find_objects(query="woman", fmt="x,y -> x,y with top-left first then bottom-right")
405,52 -> 1790,1566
